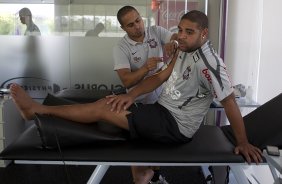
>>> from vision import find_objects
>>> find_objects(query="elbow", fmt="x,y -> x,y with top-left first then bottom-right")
220,93 -> 236,107
122,80 -> 137,89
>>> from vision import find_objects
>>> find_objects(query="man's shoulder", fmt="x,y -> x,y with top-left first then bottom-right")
113,37 -> 133,56
116,36 -> 130,48
148,25 -> 166,31
148,25 -> 158,29
198,42 -> 223,64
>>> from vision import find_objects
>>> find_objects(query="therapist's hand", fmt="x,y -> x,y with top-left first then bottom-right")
235,142 -> 263,164
144,57 -> 163,71
164,40 -> 178,57
106,94 -> 134,113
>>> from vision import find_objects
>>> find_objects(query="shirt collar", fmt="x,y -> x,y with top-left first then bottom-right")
124,29 -> 148,46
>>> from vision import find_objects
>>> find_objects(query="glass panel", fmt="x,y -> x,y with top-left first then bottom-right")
155,0 -> 207,32
0,0 -> 222,99
0,3 -> 54,35
67,1 -> 152,90
0,1 -> 69,98
0,36 -> 70,98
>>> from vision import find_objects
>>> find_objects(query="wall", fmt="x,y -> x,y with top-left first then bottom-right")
0,36 -> 122,98
224,2 -> 282,182
1,0 -> 220,99
257,0 -> 282,103
225,0 -> 282,104
225,0 -> 262,101
0,36 -> 70,98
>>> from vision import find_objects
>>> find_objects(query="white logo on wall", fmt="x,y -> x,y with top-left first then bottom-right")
1,77 -> 125,98
0,77 -> 61,98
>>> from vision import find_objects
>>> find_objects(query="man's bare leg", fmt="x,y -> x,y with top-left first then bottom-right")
10,84 -> 155,183
131,166 -> 154,184
9,83 -> 130,129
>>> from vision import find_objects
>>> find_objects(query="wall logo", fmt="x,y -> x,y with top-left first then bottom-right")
0,77 -> 62,98
74,83 -> 123,91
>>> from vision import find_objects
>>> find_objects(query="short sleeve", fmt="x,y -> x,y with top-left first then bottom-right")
201,61 -> 233,101
113,44 -> 130,71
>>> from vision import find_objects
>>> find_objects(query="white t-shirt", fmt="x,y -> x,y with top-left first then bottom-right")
113,25 -> 173,104
25,23 -> 41,36
158,41 -> 234,138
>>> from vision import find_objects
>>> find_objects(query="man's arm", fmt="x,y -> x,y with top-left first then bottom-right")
128,54 -> 177,99
116,33 -> 177,89
164,33 -> 178,57
116,57 -> 163,89
220,93 -> 262,164
108,52 -> 178,112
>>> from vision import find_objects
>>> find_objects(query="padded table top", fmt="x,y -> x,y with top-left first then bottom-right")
0,124 -> 245,164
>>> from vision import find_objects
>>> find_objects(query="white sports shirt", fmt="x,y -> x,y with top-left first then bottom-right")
158,41 -> 234,138
113,25 -> 173,104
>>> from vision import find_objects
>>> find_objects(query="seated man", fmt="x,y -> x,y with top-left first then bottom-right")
10,10 -> 262,184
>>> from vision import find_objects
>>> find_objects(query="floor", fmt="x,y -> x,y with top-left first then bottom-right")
0,163 -> 207,184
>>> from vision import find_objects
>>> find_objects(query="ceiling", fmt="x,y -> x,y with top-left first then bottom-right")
0,0 -> 150,5
0,0 -> 54,3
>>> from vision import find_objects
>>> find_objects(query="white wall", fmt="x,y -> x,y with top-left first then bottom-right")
225,0 -> 263,101
257,0 -> 282,103
225,0 -> 282,104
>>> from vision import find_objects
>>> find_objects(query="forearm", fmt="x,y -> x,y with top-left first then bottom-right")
128,55 -> 177,99
128,73 -> 163,99
117,67 -> 149,89
221,94 -> 249,144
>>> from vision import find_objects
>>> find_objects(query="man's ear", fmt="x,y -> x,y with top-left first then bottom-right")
202,28 -> 208,38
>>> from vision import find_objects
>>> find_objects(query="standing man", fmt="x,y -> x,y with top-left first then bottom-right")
113,5 -> 177,104
10,10 -> 263,184
113,6 -> 178,184
19,7 -> 41,36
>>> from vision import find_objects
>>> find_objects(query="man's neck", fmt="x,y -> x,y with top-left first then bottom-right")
129,33 -> 145,43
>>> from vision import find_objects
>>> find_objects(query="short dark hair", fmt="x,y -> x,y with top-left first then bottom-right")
117,6 -> 138,26
181,10 -> 208,30
19,7 -> 32,17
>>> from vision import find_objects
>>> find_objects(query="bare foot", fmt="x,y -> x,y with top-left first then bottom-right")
9,83 -> 41,120
142,169 -> 154,184
132,166 -> 154,184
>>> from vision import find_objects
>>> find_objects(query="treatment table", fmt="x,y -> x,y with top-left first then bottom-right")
0,90 -> 281,184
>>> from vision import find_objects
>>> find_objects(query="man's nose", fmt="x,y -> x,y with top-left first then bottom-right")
178,33 -> 187,39
133,23 -> 140,29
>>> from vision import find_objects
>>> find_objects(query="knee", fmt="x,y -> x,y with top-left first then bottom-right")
94,98 -> 112,113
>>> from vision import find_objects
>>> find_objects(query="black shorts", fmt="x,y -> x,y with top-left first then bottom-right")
127,103 -> 191,144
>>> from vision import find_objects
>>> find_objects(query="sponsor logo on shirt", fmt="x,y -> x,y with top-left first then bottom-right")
202,68 -> 212,84
202,68 -> 217,98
